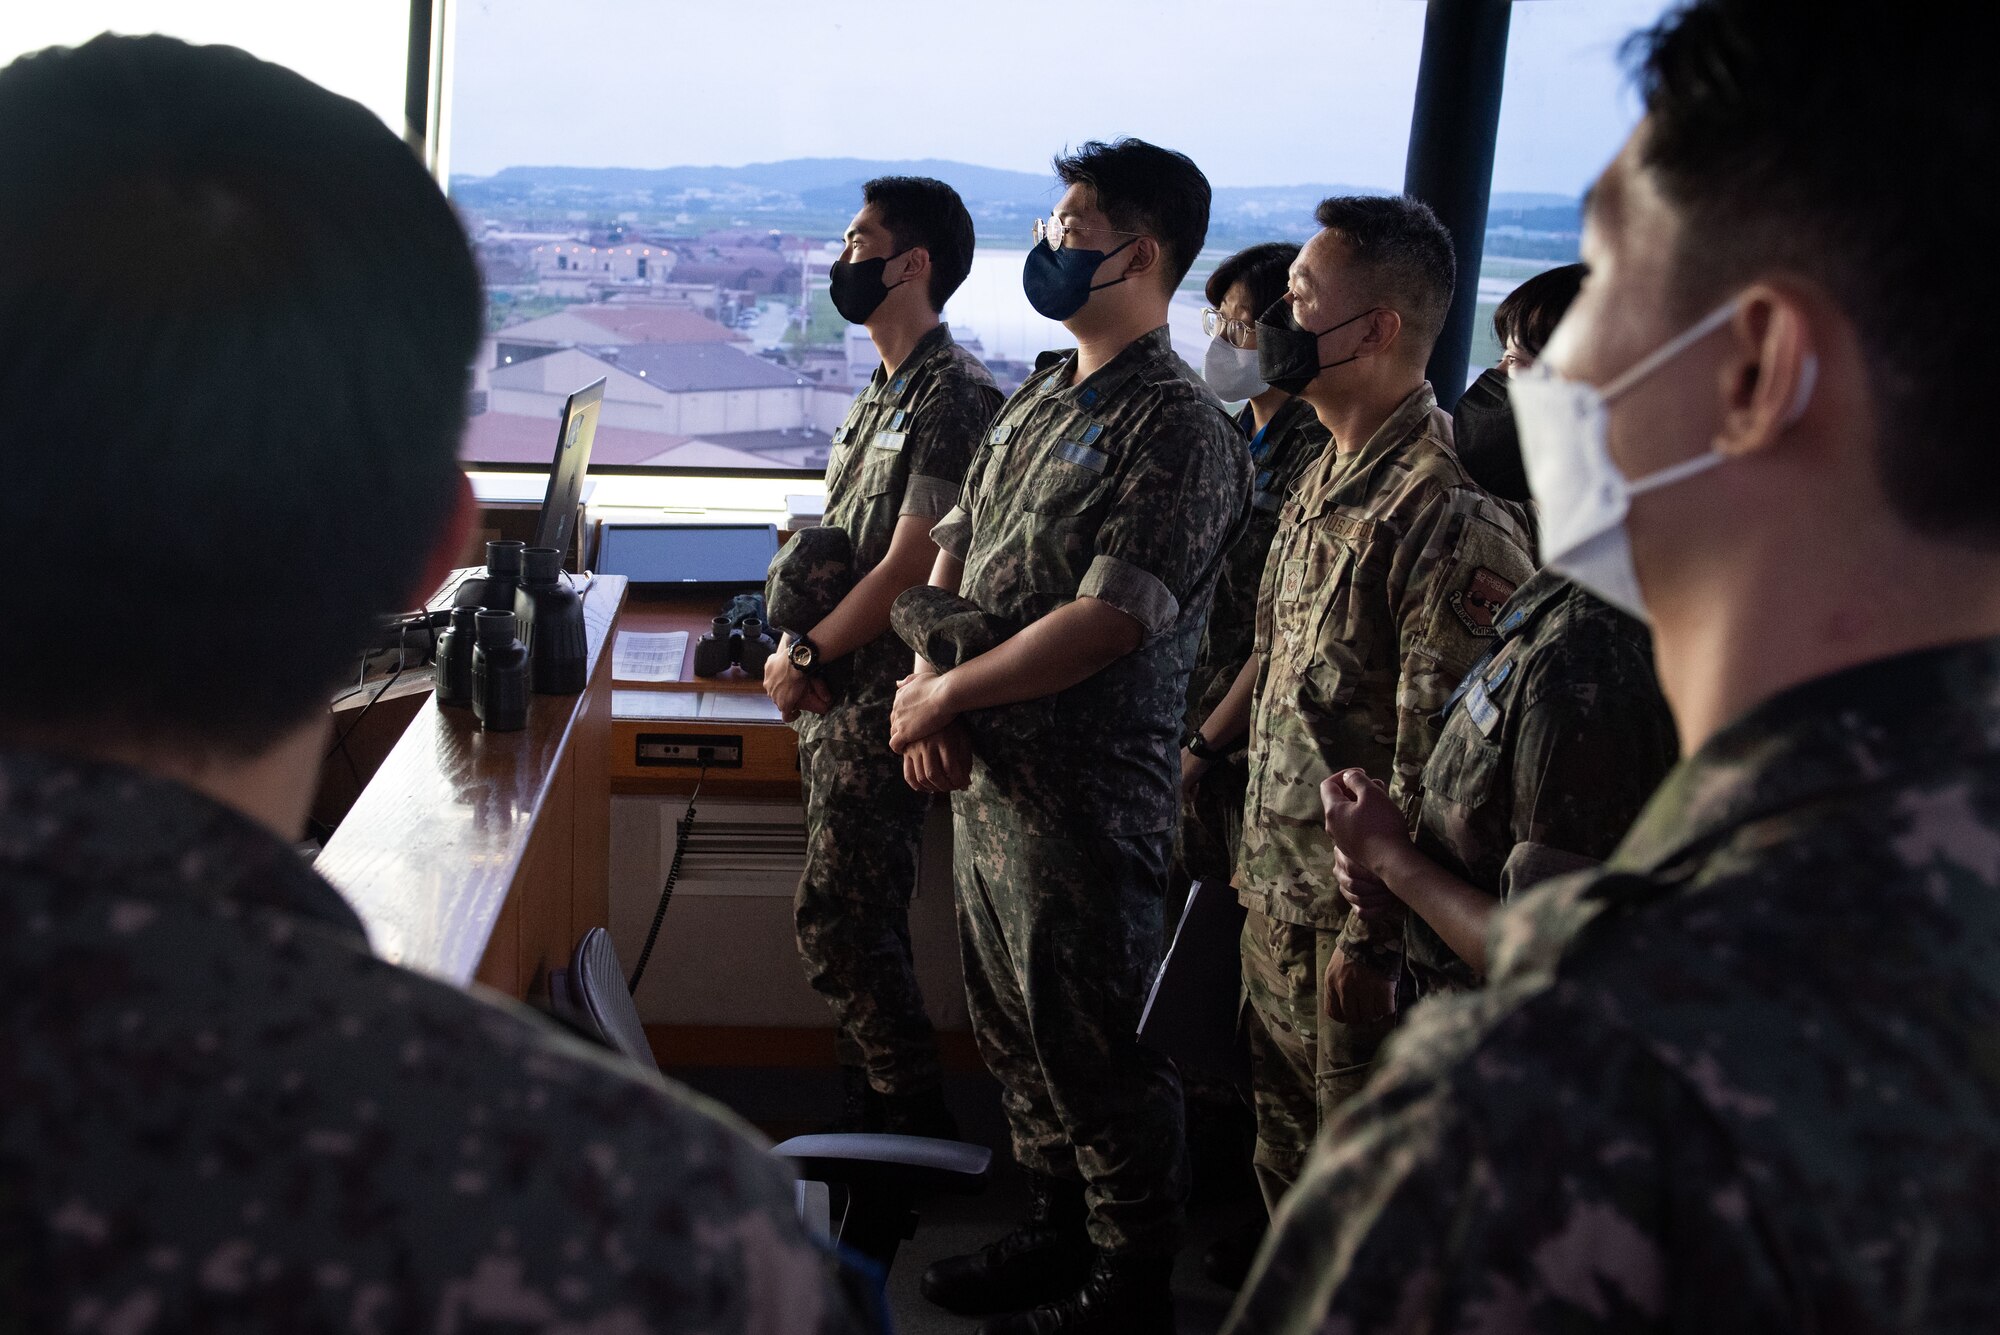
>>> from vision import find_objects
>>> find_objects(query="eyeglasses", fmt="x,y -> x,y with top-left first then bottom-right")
1032,215 -> 1147,252
1202,307 -> 1258,350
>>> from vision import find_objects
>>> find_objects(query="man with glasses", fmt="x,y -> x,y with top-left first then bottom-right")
1231,1 -> 2000,1328
886,138 -> 1248,1332
1220,197 -> 1535,1215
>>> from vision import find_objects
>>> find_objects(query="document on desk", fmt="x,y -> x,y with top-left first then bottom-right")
612,690 -> 702,720
702,692 -> 784,722
614,631 -> 688,682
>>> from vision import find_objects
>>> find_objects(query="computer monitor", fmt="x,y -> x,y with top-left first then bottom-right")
594,523 -> 781,590
533,377 -> 604,565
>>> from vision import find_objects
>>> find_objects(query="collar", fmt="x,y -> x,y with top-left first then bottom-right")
867,323 -> 955,401
0,746 -> 369,945
1037,325 -> 1175,411
1300,381 -> 1440,512
1614,637 -> 2000,875
1491,567 -> 1572,640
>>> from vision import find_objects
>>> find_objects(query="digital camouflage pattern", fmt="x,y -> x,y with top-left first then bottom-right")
0,748 -> 868,1334
1229,637 -> 2000,1334
951,816 -> 1187,1257
1380,568 -> 1678,995
1239,908 -> 1396,1208
790,322 -> 996,1095
930,324 -> 1252,838
1180,396 -> 1332,887
766,525 -> 855,654
890,585 -> 1016,672
1235,383 -> 1536,930
1231,383 -> 1534,1198
927,324 -> 1248,1257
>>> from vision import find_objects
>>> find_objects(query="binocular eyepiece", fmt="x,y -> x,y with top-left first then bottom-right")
693,614 -> 776,678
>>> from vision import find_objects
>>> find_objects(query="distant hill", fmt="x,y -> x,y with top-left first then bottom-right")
452,158 -> 1577,220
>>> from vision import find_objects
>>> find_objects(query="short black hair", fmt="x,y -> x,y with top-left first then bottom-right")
1311,195 -> 1456,358
1493,263 -> 1585,358
862,175 -> 976,312
1206,242 -> 1299,318
0,35 -> 481,754
1053,138 -> 1210,293
1628,0 -> 1998,544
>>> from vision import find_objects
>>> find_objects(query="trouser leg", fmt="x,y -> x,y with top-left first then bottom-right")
955,816 -> 1188,1256
792,731 -> 940,1097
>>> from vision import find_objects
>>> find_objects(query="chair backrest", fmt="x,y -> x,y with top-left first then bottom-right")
565,926 -> 661,1072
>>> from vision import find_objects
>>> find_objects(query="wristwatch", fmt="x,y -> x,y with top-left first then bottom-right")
1186,730 -> 1225,762
786,631 -> 822,677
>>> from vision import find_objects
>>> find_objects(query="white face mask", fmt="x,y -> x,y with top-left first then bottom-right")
1509,297 -> 1817,623
1203,335 -> 1269,403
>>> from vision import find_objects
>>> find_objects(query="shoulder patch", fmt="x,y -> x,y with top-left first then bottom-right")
1450,566 -> 1518,637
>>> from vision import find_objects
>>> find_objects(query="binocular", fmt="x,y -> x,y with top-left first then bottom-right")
693,614 -> 777,678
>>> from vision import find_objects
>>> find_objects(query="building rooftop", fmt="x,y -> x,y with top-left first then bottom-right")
587,342 -> 812,392
496,304 -> 744,347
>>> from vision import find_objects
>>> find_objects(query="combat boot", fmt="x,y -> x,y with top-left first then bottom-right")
979,1249 -> 1176,1334
921,1174 -> 1091,1315
880,1086 -> 960,1140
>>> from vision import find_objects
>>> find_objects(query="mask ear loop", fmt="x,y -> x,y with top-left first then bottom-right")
1086,238 -> 1139,294
1600,298 -> 1741,403
1784,352 -> 1819,426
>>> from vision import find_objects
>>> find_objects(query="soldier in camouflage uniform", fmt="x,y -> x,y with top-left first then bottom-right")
1179,242 -> 1332,893
764,177 -> 999,1138
1229,3 -> 2000,1328
0,35 -> 868,1333
1230,198 -> 1535,1210
1322,569 -> 1677,998
888,139 -> 1249,1332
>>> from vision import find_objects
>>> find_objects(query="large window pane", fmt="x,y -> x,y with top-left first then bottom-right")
1472,0 -> 1679,377
447,0 -> 1428,472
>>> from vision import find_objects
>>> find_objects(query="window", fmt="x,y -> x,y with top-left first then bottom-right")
1471,0 -> 1681,376
444,0 -> 1429,473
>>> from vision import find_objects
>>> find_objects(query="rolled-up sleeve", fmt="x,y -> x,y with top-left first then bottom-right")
930,504 -> 972,561
1079,556 -> 1179,639
902,472 -> 961,523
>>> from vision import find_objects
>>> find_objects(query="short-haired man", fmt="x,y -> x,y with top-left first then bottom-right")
1202,196 -> 1535,1211
0,36 -> 863,1332
765,176 -> 999,1138
887,138 -> 1250,1331
1229,1 -> 2000,1329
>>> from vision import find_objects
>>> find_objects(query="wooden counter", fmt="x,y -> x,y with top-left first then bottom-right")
318,575 -> 627,997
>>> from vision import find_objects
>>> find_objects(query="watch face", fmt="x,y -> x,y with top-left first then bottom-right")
789,642 -> 813,670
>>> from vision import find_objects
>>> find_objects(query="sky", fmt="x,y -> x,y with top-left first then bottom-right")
447,0 -> 1675,195
1,0 -> 1674,200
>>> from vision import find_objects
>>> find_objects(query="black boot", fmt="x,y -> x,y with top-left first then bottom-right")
1200,1217 -> 1266,1291
979,1249 -> 1176,1335
820,1064 -> 885,1134
921,1174 -> 1091,1315
880,1086 -> 960,1140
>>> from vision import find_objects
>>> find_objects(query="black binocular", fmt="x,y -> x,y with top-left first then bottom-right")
693,614 -> 777,678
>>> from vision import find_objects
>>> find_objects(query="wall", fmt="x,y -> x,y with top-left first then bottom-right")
609,796 -> 969,1033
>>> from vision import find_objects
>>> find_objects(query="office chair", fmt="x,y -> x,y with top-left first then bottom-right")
552,927 -> 992,1269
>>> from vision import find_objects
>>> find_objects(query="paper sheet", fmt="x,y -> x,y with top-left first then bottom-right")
613,631 -> 688,682
702,692 -> 784,722
612,689 -> 702,720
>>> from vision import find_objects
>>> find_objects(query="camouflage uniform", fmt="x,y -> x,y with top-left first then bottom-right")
1232,383 -> 1534,1204
1179,395 -> 1332,890
1387,568 -> 1678,995
792,323 -> 998,1098
0,748 -> 868,1334
928,325 -> 1250,1256
1229,637 -> 2000,1334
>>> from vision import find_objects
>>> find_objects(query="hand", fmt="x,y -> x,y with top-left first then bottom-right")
1320,768 -> 1411,874
1324,945 -> 1398,1024
1180,747 -> 1212,804
762,637 -> 812,721
796,678 -> 833,716
1333,847 -> 1401,920
889,670 -> 960,752
901,721 -> 973,793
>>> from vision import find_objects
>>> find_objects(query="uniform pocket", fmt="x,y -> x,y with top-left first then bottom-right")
1421,721 -> 1505,809
1022,455 -> 1111,516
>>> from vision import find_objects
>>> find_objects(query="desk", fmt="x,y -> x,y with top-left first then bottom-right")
609,592 -> 802,799
318,575 -> 627,998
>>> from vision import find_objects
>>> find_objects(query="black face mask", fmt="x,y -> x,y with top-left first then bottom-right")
828,252 -> 910,325
1452,366 -> 1532,503
1255,298 -> 1373,396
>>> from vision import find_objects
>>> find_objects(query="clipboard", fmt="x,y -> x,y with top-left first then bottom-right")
1138,879 -> 1251,1085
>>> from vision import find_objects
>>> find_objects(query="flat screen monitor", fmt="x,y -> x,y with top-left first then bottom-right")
532,377 -> 605,563
595,523 -> 780,589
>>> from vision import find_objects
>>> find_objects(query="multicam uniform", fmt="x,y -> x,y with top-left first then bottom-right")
1178,395 -> 1331,889
928,326 -> 1249,1256
0,749 -> 867,1333
1391,568 -> 1677,995
1231,638 -> 2000,1333
1233,383 -> 1534,1204
792,323 -> 999,1101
